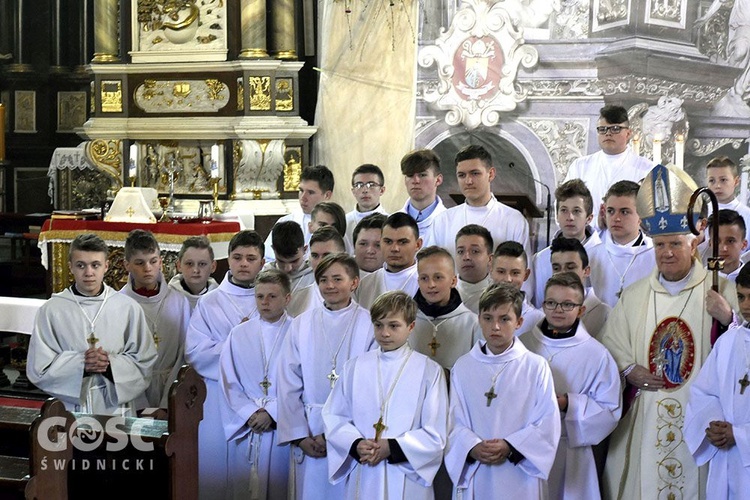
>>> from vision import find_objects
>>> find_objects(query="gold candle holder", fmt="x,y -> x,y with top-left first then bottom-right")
129,175 -> 136,187
211,178 -> 223,214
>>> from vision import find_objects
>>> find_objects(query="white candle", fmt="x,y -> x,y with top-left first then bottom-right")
211,144 -> 220,178
652,134 -> 662,165
741,171 -> 749,206
632,134 -> 640,155
129,143 -> 137,178
675,135 -> 685,170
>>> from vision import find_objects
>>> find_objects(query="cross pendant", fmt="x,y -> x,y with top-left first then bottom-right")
485,387 -> 497,407
259,377 -> 271,396
87,332 -> 99,348
373,416 -> 386,441
327,368 -> 339,389
153,333 -> 160,350
428,337 -> 440,357
740,373 -> 750,395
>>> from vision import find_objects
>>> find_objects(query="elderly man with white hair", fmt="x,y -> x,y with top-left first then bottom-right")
600,164 -> 738,500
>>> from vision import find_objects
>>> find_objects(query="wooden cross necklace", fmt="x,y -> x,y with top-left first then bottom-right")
71,286 -> 110,348
319,306 -> 358,389
374,346 -> 413,441
257,314 -> 289,396
427,318 -> 449,357
740,338 -> 750,395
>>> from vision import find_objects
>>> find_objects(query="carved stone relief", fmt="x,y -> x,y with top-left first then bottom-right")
137,141 -> 223,195
592,0 -> 630,32
551,0 -> 590,39
133,79 -> 229,113
645,0 -> 687,29
519,118 -> 588,181
233,139 -> 285,199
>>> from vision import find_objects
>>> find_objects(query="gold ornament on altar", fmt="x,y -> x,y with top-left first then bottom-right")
284,151 -> 302,192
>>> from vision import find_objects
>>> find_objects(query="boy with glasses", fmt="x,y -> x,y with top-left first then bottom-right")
520,272 -> 621,499
564,104 -> 653,230
345,164 -> 389,250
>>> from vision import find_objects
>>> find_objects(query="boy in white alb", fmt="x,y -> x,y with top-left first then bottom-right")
120,229 -> 191,414
220,269 -> 294,500
357,212 -> 423,309
455,224 -> 494,314
399,149 -> 447,247
264,165 -> 334,261
588,180 -> 656,307
352,213 -> 387,278
410,246 -> 482,370
345,164 -> 389,250
490,241 -> 545,336
185,230 -> 266,500
265,221 -> 315,293
549,237 -> 610,338
323,291 -> 448,499
168,235 -> 218,311
429,144 -> 529,256
445,283 -> 560,498
705,156 -> 750,242
685,263 -> 750,499
531,179 -> 601,307
520,272 -> 621,499
287,226 -> 347,316
277,254 -> 376,500
28,233 -> 157,415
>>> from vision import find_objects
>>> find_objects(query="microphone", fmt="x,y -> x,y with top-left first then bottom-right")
508,162 -> 553,247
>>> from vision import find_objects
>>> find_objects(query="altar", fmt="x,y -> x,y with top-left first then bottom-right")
38,219 -> 240,293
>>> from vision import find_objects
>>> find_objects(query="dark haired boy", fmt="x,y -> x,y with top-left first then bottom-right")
266,220 -> 315,293
430,145 -> 529,256
588,180 -> 656,307
520,272 -> 620,499
264,164 -> 334,261
352,213 -> 387,278
277,254 -> 375,500
531,179 -> 601,307
323,291 -> 448,499
491,241 -> 545,336
564,104 -> 653,230
168,235 -> 218,310
186,229 -> 266,499
455,224 -> 494,314
399,149 -> 447,246
706,209 -> 748,283
28,233 -> 157,415
685,261 -> 750,498
445,283 -> 560,497
345,164 -> 389,250
120,229 -> 191,413
357,212 -> 423,309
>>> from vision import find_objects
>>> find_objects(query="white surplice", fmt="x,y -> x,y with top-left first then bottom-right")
409,303 -> 483,370
520,322 -> 621,500
428,197 -> 530,257
185,272 -> 258,500
530,229 -> 602,308
323,345 -> 449,499
356,263 -> 419,310
564,149 -> 653,230
400,196 -> 447,248
518,298 -> 545,337
581,287 -> 610,340
120,277 -> 191,408
27,285 -> 157,415
685,324 -> 750,500
456,275 -> 493,315
277,300 -> 377,500
345,204 -> 389,250
588,231 -> 656,308
600,263 -> 738,500
445,340 -> 561,499
220,313 -> 294,500
287,282 -> 324,317
167,273 -> 219,311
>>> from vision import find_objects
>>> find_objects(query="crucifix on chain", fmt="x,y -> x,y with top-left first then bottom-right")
740,373 -> 750,395
485,387 -> 497,407
428,337 -> 440,357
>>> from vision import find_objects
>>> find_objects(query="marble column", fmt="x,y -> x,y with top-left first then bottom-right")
239,0 -> 268,58
269,0 -> 297,60
78,0 -> 90,68
9,0 -> 32,70
92,0 -> 120,63
50,0 -> 65,71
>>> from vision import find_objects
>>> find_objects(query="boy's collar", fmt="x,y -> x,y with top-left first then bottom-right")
540,318 -> 579,339
72,283 -> 105,297
414,288 -> 462,318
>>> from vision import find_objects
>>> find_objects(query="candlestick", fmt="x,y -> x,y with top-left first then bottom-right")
210,144 -> 220,179
675,134 -> 685,170
211,178 -> 223,214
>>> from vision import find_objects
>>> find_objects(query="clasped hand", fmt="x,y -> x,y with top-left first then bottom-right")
84,347 -> 109,373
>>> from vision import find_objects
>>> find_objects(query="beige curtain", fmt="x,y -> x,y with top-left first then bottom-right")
313,0 -> 418,212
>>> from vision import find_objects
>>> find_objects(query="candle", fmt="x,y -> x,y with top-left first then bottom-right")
211,144 -> 220,178
632,134 -> 640,156
0,103 -> 5,161
129,143 -> 137,178
652,134 -> 662,165
675,134 -> 685,170
742,171 -> 749,206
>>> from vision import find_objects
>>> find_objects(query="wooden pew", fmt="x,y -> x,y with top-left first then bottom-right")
0,398 -> 73,500
67,365 -> 206,500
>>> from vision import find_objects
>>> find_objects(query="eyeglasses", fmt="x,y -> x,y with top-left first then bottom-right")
542,300 -> 582,312
596,125 -> 629,135
352,181 -> 382,191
